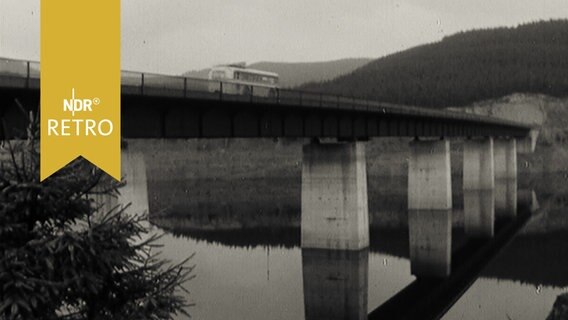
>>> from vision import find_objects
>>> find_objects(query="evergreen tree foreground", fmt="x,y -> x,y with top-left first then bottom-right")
0,107 -> 193,319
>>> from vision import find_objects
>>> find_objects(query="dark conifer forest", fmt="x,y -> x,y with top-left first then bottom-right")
299,20 -> 568,108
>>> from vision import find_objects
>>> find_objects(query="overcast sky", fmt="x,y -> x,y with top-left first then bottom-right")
1,0 -> 567,75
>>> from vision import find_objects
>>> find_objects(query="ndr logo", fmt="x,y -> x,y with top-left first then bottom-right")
48,88 -> 112,137
63,88 -> 100,116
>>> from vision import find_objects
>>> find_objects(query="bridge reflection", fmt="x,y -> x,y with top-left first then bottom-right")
105,144 -> 556,319
495,178 -> 517,221
369,207 -> 534,320
150,186 -> 564,288
302,249 -> 368,320
408,210 -> 452,277
149,188 -> 541,320
464,189 -> 495,238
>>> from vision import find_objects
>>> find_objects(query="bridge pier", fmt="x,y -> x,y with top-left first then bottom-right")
301,141 -> 369,250
408,139 -> 452,277
463,138 -> 494,190
463,138 -> 495,238
408,139 -> 452,210
494,139 -> 517,180
494,139 -> 517,220
120,150 -> 150,219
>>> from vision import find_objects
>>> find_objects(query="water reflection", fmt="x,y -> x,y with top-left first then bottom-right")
112,140 -> 568,320
495,178 -> 517,221
149,182 -> 566,320
302,249 -> 369,320
464,189 -> 495,238
408,210 -> 452,278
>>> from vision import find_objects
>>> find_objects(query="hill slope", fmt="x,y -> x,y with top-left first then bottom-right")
300,20 -> 568,108
182,58 -> 372,88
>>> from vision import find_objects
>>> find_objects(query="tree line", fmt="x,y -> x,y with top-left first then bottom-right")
299,20 -> 568,108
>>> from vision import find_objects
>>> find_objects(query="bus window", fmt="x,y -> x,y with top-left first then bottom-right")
211,70 -> 226,80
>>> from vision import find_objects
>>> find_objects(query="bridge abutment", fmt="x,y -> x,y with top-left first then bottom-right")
494,139 -> 517,220
408,139 -> 452,277
301,141 -> 369,250
120,150 -> 150,220
91,149 -> 150,230
463,138 -> 495,238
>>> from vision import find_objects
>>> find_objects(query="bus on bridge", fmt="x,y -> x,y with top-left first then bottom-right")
208,63 -> 279,97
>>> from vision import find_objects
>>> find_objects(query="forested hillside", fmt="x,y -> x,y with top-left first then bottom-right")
299,20 -> 568,108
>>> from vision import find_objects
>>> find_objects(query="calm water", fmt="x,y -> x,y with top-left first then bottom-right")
118,139 -> 568,319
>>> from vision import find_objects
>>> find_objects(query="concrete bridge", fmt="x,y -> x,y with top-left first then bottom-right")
1,57 -> 530,140
1,57 -> 534,281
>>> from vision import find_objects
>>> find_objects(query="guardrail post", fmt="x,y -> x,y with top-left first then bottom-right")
250,85 -> 254,103
276,88 -> 280,104
320,93 -> 323,107
299,91 -> 303,106
337,95 -> 340,108
141,73 -> 145,95
26,61 -> 30,89
219,82 -> 223,101
183,77 -> 187,98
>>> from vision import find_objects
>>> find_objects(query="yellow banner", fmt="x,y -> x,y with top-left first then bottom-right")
40,0 -> 120,181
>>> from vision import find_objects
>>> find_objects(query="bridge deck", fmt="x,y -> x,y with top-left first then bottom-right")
0,57 -> 532,139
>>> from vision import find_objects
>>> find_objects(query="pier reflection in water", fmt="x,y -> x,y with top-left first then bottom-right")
464,189 -> 495,238
149,184 -> 565,320
495,178 -> 518,221
408,210 -> 452,278
302,249 -> 368,320
112,142 -> 567,320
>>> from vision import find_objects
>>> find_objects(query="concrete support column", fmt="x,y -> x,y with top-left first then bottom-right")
301,142 -> 369,250
408,140 -> 452,210
463,138 -> 495,238
120,149 -> 151,231
302,249 -> 368,320
408,139 -> 452,278
494,139 -> 517,180
463,138 -> 494,190
494,139 -> 517,220
120,150 -> 150,216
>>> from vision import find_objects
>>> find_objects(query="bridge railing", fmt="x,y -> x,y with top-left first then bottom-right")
0,57 -> 40,89
0,57 -> 533,129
